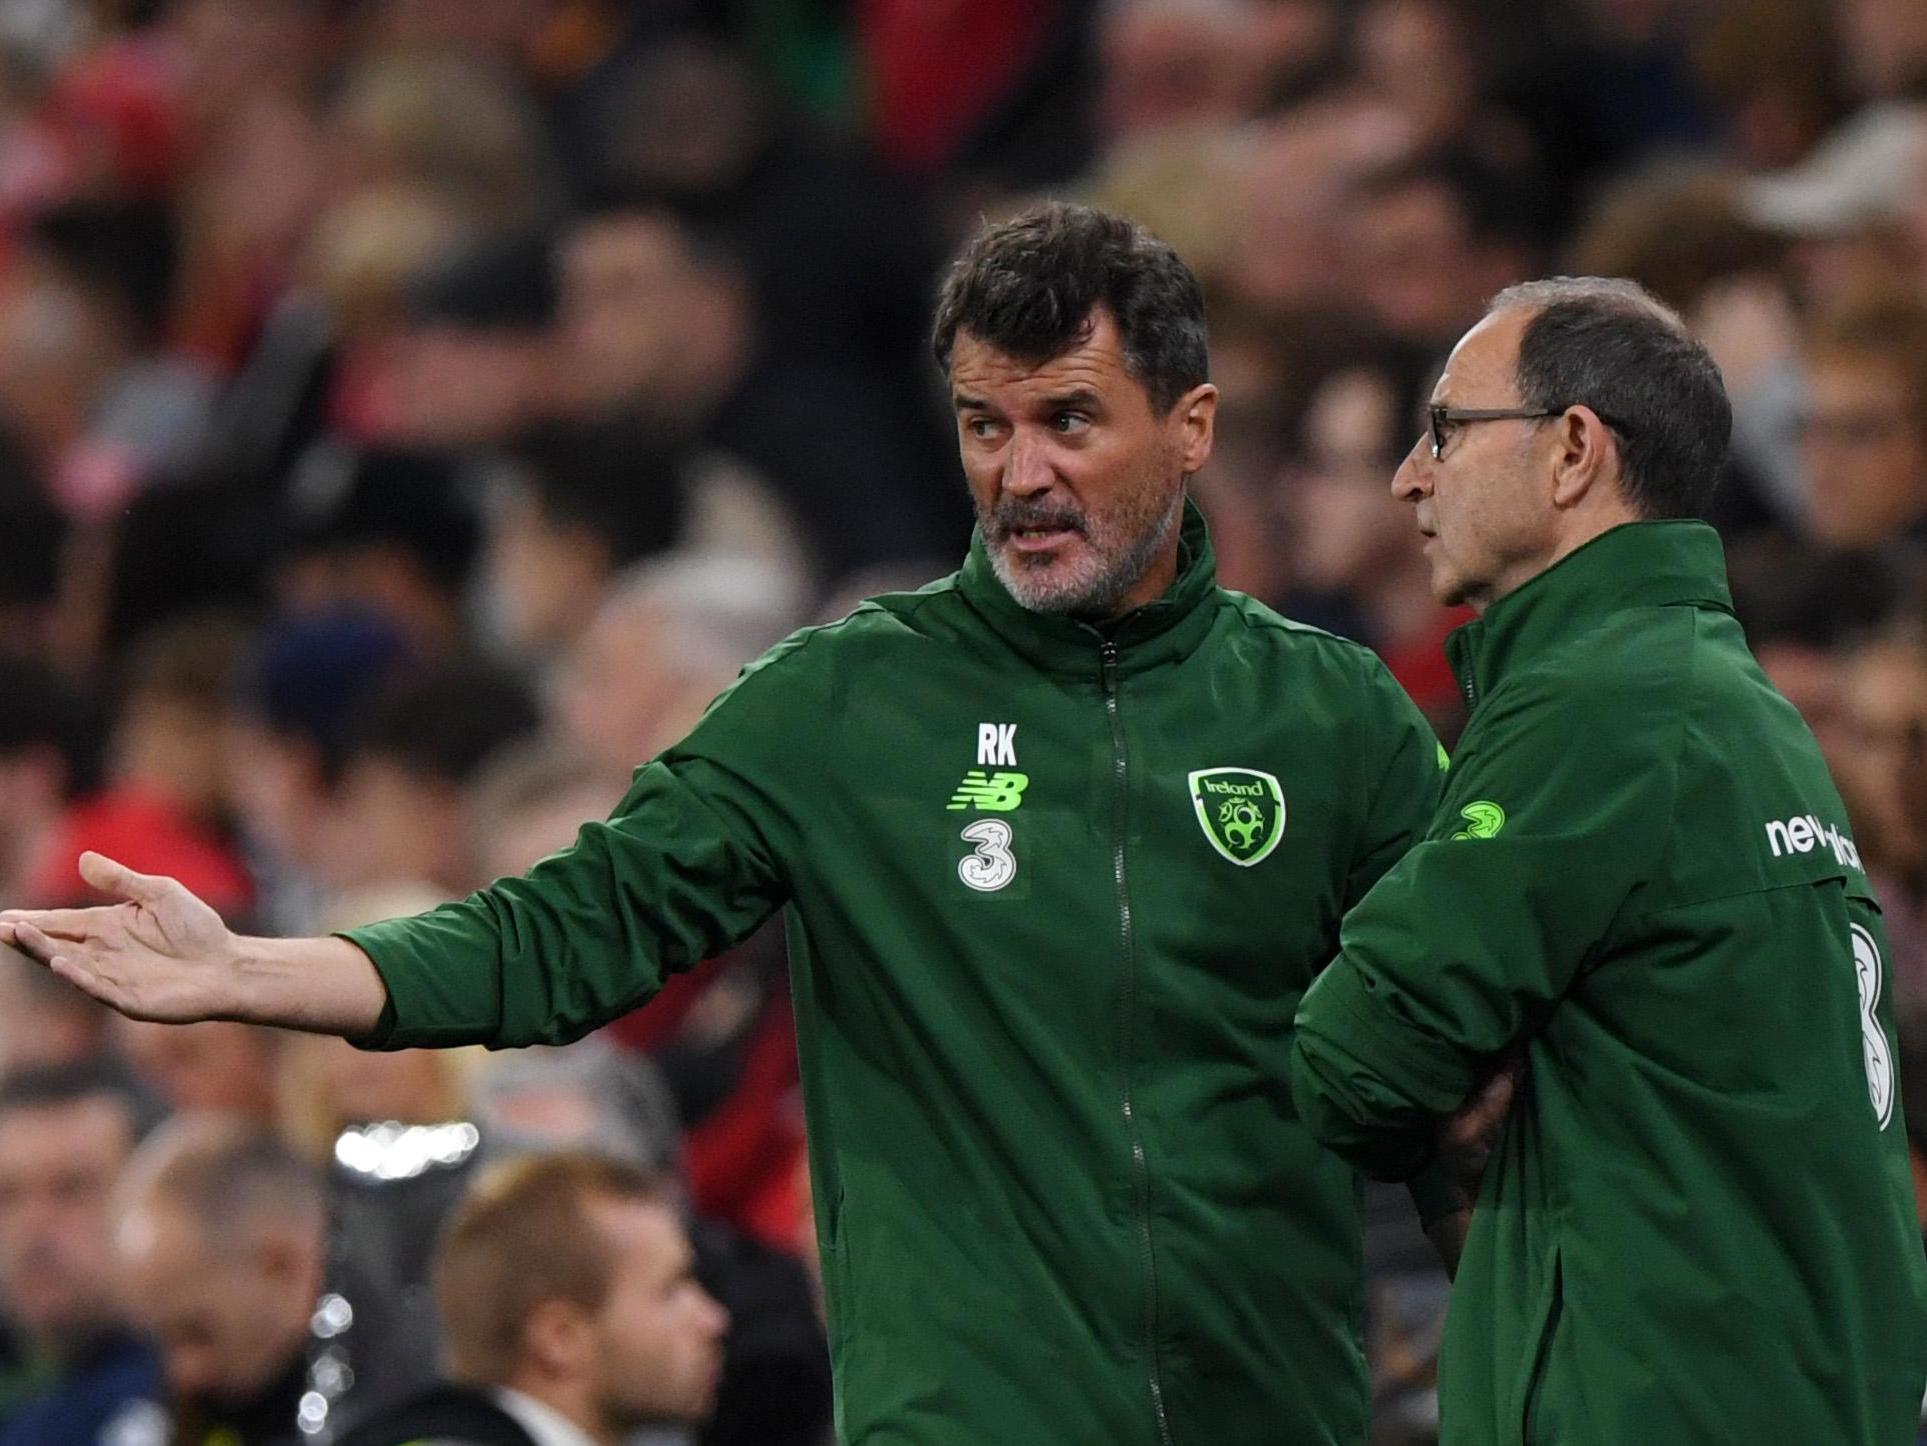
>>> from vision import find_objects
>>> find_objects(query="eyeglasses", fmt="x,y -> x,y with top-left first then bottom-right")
1425,405 -> 1558,460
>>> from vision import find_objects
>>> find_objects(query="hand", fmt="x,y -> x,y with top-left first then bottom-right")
1426,1057 -> 1524,1278
0,852 -> 243,1023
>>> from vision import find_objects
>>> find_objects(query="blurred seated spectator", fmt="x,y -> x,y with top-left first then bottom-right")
328,657 -> 540,896
469,1047 -> 830,1446
338,1153 -> 728,1446
1728,534 -> 1909,752
0,955 -> 110,1077
0,1061 -> 159,1444
481,419 -> 689,664
0,656 -> 102,908
0,430 -> 70,666
1564,161 -> 1801,537
277,444 -> 484,657
226,608 -> 413,933
1347,148 -> 1542,358
112,1118 -> 342,1444
1795,288 -> 1927,556
113,1016 -> 281,1127
28,613 -> 254,915
1834,633 -> 1927,1036
1742,103 -> 1927,313
1277,363 -> 1471,734
1833,0 -> 1927,106
552,208 -> 956,586
365,228 -> 559,450
548,552 -> 804,792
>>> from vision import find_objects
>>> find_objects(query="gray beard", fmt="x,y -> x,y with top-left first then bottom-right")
987,492 -> 1183,618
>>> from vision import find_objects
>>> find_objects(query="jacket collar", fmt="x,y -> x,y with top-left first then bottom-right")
955,496 -> 1221,679
1447,520 -> 1734,704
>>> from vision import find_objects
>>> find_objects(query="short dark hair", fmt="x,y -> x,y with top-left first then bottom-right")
342,657 -> 540,785
930,203 -> 1209,414
1488,277 -> 1731,519
0,1059 -> 159,1140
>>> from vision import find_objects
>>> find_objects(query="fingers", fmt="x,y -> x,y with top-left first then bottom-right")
0,912 -> 114,944
1,919 -> 58,963
44,952 -> 136,1016
78,852 -> 175,906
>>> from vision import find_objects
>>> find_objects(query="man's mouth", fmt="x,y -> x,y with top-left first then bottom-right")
1003,525 -> 1080,553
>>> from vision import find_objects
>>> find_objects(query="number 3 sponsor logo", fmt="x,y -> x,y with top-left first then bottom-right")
1851,922 -> 1894,1129
958,819 -> 1016,892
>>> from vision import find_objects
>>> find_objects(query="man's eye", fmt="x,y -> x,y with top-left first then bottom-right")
966,417 -> 1000,440
1052,412 -> 1089,434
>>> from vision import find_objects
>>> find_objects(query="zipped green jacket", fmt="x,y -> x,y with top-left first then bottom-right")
345,502 -> 1445,1445
1291,521 -> 1927,1444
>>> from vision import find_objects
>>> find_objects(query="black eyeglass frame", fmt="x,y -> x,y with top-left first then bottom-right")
1426,403 -> 1630,461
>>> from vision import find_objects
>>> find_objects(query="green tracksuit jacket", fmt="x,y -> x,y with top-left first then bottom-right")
345,502 -> 1445,1445
1291,521 -> 1927,1444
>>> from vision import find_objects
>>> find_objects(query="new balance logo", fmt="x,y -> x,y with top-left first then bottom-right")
1764,813 -> 1862,871
948,770 -> 1029,812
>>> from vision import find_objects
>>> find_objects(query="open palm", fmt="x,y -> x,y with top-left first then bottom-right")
0,851 -> 239,1023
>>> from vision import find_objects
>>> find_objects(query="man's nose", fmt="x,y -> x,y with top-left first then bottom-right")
1003,432 -> 1054,495
1390,443 -> 1430,501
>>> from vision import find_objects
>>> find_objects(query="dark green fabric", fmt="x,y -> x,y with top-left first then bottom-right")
1293,520 -> 1927,1444
345,501 -> 1445,1445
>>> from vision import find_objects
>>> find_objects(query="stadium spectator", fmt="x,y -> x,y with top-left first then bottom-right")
0,1061 -> 158,1444
551,207 -> 957,584
113,1015 -> 280,1127
466,1046 -> 830,1446
29,613 -> 253,915
480,418 -> 690,664
1292,277 -> 1927,1442
111,1118 -> 341,1444
0,657 -> 102,910
224,608 -> 414,933
549,552 -> 803,792
338,1152 -> 728,1446
326,658 -> 540,896
276,445 -> 484,658
1796,289 -> 1927,555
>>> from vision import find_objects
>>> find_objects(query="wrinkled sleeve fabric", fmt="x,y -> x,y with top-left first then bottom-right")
1292,667 -> 1679,1182
344,650 -> 805,1050
1342,653 -> 1448,914
1335,655 -> 1454,1221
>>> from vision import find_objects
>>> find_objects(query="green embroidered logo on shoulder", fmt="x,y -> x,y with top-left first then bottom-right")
947,770 -> 1029,812
1451,800 -> 1506,839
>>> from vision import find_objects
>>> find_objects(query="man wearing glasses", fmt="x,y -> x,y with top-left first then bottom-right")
1292,277 -> 1927,1443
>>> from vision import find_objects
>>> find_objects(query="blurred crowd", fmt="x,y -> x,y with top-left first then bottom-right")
0,0 -> 1920,1442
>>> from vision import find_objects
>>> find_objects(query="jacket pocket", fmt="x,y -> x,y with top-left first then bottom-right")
1513,1246 -> 1565,1446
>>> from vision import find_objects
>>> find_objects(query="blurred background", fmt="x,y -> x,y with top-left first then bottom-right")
0,0 -> 1920,1442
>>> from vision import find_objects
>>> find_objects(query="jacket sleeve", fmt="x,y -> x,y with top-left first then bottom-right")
1342,653 -> 1448,913
343,648 -> 807,1050
1291,667 -> 1680,1181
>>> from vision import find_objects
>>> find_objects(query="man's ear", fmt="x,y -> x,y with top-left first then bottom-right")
520,1297 -> 595,1378
1173,383 -> 1218,475
1549,405 -> 1618,510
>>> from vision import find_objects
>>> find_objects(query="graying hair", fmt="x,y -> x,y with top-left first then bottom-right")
1483,275 -> 1730,519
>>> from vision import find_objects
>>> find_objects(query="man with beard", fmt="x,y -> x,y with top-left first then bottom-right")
3,204 -> 1471,1444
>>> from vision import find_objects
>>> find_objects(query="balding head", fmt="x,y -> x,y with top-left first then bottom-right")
114,1118 -> 326,1407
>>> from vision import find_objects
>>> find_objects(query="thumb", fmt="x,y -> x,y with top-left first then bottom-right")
77,852 -> 174,905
